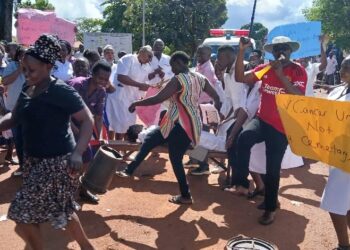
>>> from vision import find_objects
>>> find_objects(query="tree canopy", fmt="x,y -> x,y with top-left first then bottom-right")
75,18 -> 104,42
17,0 -> 55,10
240,22 -> 268,50
303,0 -> 350,50
102,0 -> 227,55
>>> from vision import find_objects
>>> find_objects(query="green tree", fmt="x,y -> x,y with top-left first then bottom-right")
75,18 -> 104,42
102,0 -> 227,56
303,0 -> 350,50
240,22 -> 268,50
17,0 -> 55,10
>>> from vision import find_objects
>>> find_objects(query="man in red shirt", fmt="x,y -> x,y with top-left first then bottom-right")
234,36 -> 307,225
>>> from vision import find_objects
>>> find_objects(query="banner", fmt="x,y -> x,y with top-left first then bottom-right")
84,32 -> 133,54
17,8 -> 76,46
265,21 -> 321,60
276,94 -> 350,173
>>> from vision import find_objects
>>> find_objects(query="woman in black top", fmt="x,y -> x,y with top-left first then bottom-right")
0,35 -> 95,249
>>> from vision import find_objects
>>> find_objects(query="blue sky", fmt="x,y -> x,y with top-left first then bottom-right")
22,0 -> 314,32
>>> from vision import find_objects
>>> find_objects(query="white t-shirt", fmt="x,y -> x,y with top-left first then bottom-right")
52,60 -> 73,82
305,62 -> 321,97
220,64 -> 248,118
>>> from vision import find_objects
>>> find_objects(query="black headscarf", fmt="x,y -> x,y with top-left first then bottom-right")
26,34 -> 61,65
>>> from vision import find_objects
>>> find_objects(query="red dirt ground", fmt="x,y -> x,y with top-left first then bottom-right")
0,89 -> 341,250
0,156 -> 339,250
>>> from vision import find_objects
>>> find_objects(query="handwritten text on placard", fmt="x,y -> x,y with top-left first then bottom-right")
276,94 -> 350,173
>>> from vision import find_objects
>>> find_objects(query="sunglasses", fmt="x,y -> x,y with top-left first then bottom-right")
272,44 -> 291,52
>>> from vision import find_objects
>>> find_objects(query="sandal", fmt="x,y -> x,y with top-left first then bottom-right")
168,195 -> 193,205
247,188 -> 265,199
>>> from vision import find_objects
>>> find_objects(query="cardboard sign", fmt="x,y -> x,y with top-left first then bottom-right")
17,8 -> 76,46
265,21 -> 322,60
276,94 -> 350,173
84,32 -> 133,54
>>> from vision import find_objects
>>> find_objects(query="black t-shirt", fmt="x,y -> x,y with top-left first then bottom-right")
13,79 -> 85,158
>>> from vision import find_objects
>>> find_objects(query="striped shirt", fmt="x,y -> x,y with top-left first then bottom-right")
160,72 -> 206,145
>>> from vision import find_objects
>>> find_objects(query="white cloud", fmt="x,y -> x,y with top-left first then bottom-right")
226,0 -> 250,7
225,0 -> 313,30
24,0 -> 104,20
48,0 -> 104,20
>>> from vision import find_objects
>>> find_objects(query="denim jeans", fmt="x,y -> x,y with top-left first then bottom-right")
125,123 -> 192,198
233,118 -> 288,211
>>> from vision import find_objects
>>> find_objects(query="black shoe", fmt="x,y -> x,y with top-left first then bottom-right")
257,200 -> 280,210
79,190 -> 99,204
190,167 -> 210,176
184,159 -> 199,166
247,188 -> 265,199
258,211 -> 276,225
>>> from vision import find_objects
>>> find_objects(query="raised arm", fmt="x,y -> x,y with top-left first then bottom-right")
319,35 -> 327,72
235,38 -> 258,85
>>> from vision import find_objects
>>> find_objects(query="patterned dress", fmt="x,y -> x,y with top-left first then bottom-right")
160,72 -> 206,145
8,80 -> 85,229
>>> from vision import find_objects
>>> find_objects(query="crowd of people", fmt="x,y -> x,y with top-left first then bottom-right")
0,32 -> 349,250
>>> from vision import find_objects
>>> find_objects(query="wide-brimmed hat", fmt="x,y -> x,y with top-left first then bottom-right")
263,36 -> 300,53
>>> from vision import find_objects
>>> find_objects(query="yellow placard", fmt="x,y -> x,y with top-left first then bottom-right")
276,94 -> 350,173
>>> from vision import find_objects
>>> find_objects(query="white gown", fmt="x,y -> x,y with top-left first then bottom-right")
320,85 -> 350,215
249,143 -> 304,174
108,54 -> 152,133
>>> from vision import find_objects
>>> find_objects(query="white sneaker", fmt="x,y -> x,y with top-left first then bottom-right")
211,165 -> 225,174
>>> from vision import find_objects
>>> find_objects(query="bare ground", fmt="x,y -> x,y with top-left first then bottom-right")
0,155 -> 339,250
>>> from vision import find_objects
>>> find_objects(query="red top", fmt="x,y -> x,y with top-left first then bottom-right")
253,63 -> 307,133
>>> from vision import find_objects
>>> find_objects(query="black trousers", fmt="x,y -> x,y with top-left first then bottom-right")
125,123 -> 192,198
232,118 -> 288,211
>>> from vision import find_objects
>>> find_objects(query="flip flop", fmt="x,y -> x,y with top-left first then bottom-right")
168,195 -> 193,205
